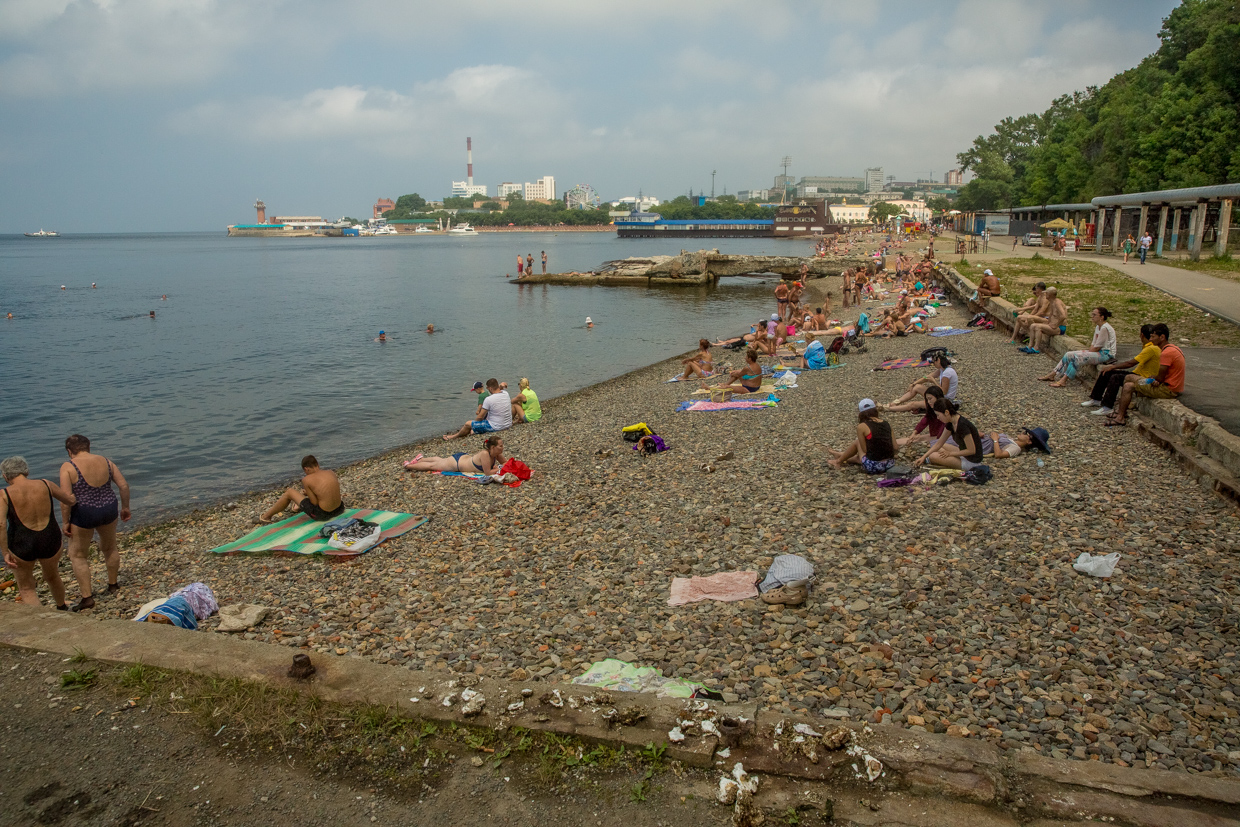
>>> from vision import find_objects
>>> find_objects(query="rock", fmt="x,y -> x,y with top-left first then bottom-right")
510,667 -> 530,681
218,604 -> 270,632
847,600 -> 869,612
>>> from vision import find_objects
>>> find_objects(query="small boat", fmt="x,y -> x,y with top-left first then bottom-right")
372,225 -> 398,235
448,223 -> 479,236
414,226 -> 435,233
24,229 -> 59,237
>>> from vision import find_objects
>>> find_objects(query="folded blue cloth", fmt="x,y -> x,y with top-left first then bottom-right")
135,595 -> 198,629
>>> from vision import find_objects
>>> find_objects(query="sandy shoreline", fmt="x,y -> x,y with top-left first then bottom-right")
18,246 -> 1240,777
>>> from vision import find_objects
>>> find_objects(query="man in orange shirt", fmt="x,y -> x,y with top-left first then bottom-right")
1106,323 -> 1184,426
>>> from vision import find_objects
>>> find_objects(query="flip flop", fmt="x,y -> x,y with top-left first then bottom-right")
1104,418 -> 1127,427
254,514 -> 277,525
402,453 -> 424,468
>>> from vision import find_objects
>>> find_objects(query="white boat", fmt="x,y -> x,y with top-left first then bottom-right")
448,223 -> 479,236
414,226 -> 434,233
373,225 -> 398,235
24,229 -> 59,237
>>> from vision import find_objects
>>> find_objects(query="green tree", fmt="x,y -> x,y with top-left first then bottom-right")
869,202 -> 904,223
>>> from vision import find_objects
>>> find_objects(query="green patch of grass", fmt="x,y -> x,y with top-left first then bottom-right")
1161,253 -> 1240,284
61,668 -> 97,690
629,767 -> 654,802
69,648 -> 90,664
119,663 -> 167,694
983,257 -> 1240,348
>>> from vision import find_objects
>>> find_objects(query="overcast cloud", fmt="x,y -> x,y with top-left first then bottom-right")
0,0 -> 1177,232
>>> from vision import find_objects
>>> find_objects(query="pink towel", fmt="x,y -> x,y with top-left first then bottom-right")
668,571 -> 760,606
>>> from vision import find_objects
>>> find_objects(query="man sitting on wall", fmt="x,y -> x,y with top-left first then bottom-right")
1105,323 -> 1185,426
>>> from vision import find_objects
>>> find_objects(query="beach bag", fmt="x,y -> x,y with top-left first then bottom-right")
498,458 -> 532,481
884,465 -> 914,480
920,346 -> 948,362
636,434 -> 668,455
962,465 -> 992,485
327,520 -> 381,552
319,516 -> 359,539
622,422 -> 653,442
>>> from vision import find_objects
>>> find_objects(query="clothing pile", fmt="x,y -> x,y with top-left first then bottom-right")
134,582 -> 219,630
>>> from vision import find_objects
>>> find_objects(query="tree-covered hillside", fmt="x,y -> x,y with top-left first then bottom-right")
955,0 -> 1240,210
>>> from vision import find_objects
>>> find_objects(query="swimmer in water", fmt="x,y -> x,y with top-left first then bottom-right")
92,283 -> 97,289
61,285 -> 66,291
376,331 -> 387,342
149,311 -> 155,318
586,316 -> 593,329
161,294 -> 167,300
6,313 -> 12,319
426,324 -> 435,334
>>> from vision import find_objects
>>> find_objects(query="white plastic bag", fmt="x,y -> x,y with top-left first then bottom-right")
1073,552 -> 1119,578
774,370 -> 797,389
327,524 -> 381,553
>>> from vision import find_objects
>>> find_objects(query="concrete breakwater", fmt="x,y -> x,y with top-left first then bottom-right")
514,249 -> 863,286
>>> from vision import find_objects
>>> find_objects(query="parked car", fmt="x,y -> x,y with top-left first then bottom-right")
1022,233 -> 1043,246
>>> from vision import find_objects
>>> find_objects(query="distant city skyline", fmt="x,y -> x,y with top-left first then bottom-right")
0,1 -> 1178,232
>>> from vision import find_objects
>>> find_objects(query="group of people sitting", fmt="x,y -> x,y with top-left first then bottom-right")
443,377 -> 541,440
826,353 -> 1051,474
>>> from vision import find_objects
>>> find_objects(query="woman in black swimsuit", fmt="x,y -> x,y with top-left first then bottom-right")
402,436 -> 505,475
1,456 -> 76,609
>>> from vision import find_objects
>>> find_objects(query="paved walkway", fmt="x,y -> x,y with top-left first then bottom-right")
953,237 -> 1240,326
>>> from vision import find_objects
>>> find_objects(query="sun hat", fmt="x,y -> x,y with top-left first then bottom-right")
858,398 -> 877,413
586,316 -> 593,323
1022,427 -> 1051,454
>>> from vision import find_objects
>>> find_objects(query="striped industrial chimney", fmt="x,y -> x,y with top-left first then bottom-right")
466,137 -> 473,186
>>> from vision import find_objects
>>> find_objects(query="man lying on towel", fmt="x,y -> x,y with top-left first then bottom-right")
258,455 -> 345,524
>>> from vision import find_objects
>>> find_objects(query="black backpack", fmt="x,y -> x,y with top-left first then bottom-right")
963,465 -> 992,485
921,346 -> 948,362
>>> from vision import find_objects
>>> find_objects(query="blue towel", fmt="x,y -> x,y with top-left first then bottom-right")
929,328 -> 976,338
136,595 -> 198,630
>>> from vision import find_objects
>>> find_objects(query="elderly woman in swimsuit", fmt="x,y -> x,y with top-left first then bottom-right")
403,436 -> 504,475
59,434 -> 130,612
2,456 -> 76,609
712,348 -> 764,394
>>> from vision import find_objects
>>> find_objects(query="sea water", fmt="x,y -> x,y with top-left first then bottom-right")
1,231 -> 809,520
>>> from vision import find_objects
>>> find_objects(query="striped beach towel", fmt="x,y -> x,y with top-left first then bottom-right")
928,328 -> 975,338
873,357 -> 931,371
209,508 -> 427,558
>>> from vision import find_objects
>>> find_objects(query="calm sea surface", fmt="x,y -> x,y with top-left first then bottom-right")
1,231 -> 808,521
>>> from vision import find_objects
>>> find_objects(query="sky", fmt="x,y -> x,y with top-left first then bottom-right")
0,0 -> 1180,232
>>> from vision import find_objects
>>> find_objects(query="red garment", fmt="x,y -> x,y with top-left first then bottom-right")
498,458 -> 532,487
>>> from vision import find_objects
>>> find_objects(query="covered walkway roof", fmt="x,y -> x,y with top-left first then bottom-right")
1091,183 -> 1240,208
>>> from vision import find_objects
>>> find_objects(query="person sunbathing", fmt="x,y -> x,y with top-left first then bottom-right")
1009,283 -> 1048,344
713,349 -> 764,394
915,399 -> 984,471
884,353 -> 958,412
403,436 -> 505,475
827,399 -> 896,473
1026,288 -> 1067,353
895,386 -> 947,448
711,320 -> 766,348
259,455 -> 343,524
679,339 -> 715,380
978,428 -> 1050,458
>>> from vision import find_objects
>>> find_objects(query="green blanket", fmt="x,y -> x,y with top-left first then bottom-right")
208,509 -> 428,558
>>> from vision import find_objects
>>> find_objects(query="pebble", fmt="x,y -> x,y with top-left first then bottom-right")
50,270 -> 1240,777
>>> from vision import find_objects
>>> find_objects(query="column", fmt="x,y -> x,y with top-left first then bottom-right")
1189,203 -> 1205,261
1111,207 -> 1123,254
1137,205 -> 1149,245
1093,209 -> 1103,251
1155,206 -> 1169,257
1170,208 -> 1181,251
1216,199 -> 1233,258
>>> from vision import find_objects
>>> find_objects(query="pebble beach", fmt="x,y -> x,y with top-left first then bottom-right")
43,274 -> 1240,778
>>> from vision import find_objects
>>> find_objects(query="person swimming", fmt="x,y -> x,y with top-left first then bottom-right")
426,324 -> 435,334
377,330 -> 387,342
586,317 -> 593,329
149,310 -> 155,318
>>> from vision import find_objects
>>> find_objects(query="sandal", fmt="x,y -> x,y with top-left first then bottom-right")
402,453 -> 424,469
1104,418 -> 1127,427
254,514 -> 277,525
70,596 -> 95,612
106,582 -> 120,596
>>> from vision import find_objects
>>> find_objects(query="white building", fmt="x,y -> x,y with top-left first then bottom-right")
615,195 -> 661,211
795,185 -> 819,198
524,175 -> 556,201
864,167 -> 884,193
497,182 -> 522,198
827,204 -> 872,223
879,199 -> 931,223
451,181 -> 488,198
737,189 -> 769,202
